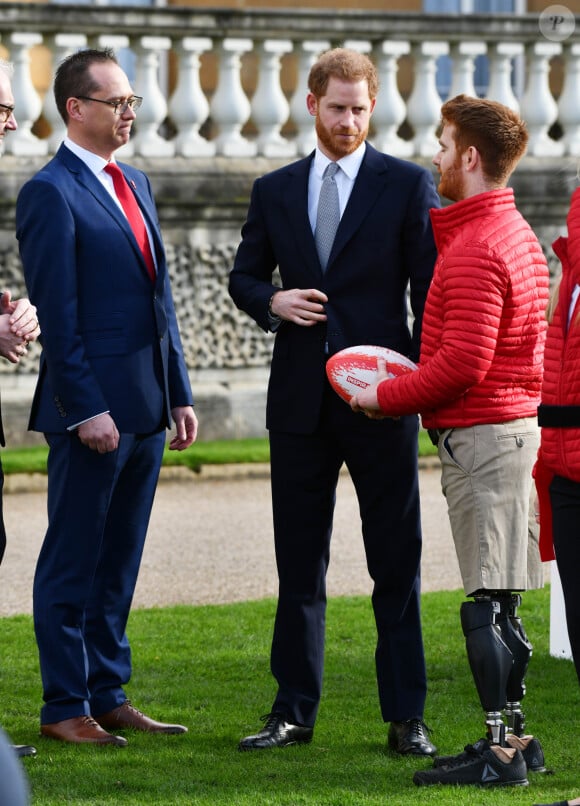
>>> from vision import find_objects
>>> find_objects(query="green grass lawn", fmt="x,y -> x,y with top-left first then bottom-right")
0,430 -> 438,475
1,589 -> 578,805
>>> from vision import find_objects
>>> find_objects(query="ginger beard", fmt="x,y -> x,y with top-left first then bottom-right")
314,111 -> 368,160
434,129 -> 468,202
437,154 -> 466,202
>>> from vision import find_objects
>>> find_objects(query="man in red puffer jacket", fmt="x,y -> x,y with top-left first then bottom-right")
352,94 -> 550,788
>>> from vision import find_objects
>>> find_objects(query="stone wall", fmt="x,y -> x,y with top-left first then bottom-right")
0,154 -> 574,446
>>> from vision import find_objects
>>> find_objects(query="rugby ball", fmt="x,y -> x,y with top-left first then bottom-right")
326,345 -> 417,404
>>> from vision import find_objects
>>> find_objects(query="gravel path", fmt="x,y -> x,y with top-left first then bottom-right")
0,463 -> 468,617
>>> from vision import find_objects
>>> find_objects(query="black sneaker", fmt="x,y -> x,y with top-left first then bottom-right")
505,734 -> 548,773
434,734 -> 548,774
531,801 -> 570,805
413,745 -> 529,787
433,737 -> 490,767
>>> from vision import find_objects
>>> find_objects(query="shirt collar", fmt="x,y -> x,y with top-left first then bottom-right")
314,141 -> 366,181
63,136 -> 111,176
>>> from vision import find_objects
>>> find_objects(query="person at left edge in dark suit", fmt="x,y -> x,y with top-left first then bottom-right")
0,57 -> 40,762
229,47 -> 439,756
15,48 -> 198,746
0,283 -> 39,764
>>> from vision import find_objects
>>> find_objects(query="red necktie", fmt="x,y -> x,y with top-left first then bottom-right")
104,163 -> 156,282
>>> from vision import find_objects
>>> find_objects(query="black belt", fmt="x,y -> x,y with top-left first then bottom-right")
538,404 -> 580,428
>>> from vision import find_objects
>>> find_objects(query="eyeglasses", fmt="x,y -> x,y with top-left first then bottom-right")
0,102 -> 15,123
76,95 -> 143,115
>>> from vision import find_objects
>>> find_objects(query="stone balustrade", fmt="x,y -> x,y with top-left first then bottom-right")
0,4 -> 577,442
0,4 -> 577,158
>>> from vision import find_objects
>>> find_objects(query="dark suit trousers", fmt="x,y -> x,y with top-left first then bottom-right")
550,474 -> 580,685
269,382 -> 427,727
0,463 -> 5,566
33,429 -> 165,724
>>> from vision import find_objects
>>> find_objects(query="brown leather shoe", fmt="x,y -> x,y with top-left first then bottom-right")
95,700 -> 188,734
40,716 -> 127,746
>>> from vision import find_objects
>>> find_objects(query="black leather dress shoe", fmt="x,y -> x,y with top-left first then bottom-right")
388,719 -> 437,757
13,744 -> 37,758
239,713 -> 313,751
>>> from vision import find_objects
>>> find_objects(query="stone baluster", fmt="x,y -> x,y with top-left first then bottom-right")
252,39 -> 295,157
372,40 -> 412,157
169,36 -> 215,157
210,38 -> 256,157
130,36 -> 174,157
90,33 -> 130,54
449,41 -> 487,99
557,42 -> 580,157
520,41 -> 563,156
289,41 -> 329,157
5,33 -> 47,156
486,42 -> 523,111
406,41 -> 448,157
43,34 -> 87,154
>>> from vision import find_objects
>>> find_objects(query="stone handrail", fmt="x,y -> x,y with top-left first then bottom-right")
0,3 -> 578,159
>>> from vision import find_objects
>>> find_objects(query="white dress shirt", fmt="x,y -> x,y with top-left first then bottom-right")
308,141 -> 367,234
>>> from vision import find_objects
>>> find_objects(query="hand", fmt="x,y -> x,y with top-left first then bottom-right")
270,288 -> 328,327
0,291 -> 40,343
169,406 -> 198,451
350,357 -> 390,419
0,314 -> 29,363
77,413 -> 120,453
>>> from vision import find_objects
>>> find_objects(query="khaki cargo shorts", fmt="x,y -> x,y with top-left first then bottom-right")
436,418 -> 543,596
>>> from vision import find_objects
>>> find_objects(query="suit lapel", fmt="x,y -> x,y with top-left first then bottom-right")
56,146 -> 161,283
327,144 -> 389,269
120,165 -> 165,285
283,154 -> 322,276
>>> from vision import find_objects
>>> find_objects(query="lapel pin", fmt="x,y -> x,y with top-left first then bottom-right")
130,180 -> 137,190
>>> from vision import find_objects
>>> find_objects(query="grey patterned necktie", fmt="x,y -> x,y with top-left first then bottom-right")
315,162 -> 340,271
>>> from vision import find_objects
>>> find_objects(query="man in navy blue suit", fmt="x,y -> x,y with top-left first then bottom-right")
16,48 -> 197,746
229,48 -> 439,754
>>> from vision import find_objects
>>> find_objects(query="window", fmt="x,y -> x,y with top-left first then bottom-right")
423,0 -> 525,99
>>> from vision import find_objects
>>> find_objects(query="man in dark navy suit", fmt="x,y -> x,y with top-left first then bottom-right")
16,48 -> 197,745
229,47 -> 439,755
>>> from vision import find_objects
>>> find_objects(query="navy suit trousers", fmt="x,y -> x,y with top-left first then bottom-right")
33,430 -> 165,724
269,381 -> 427,727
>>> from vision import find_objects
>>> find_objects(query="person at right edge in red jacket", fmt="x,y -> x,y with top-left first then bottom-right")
351,94 -> 550,788
532,186 -> 580,806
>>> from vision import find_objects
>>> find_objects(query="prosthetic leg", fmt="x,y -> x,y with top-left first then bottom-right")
428,593 -> 543,783
459,593 -> 546,772
494,593 -> 532,737
460,597 -> 513,746
494,594 -> 547,771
